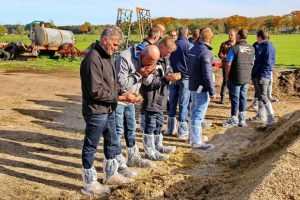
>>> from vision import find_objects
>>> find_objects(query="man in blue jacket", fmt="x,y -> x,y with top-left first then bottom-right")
165,26 -> 193,139
250,30 -> 276,127
188,27 -> 216,150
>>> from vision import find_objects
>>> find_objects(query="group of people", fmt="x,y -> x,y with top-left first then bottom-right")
79,24 -> 276,196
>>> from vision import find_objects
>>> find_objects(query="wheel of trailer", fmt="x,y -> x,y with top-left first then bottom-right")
0,50 -> 10,61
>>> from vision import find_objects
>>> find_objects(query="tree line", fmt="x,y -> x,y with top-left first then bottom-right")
0,10 -> 299,36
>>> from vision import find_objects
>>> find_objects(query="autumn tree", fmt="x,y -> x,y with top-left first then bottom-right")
280,14 -> 293,32
0,25 -> 8,36
291,11 -> 300,31
226,15 -> 249,30
80,24 -> 89,33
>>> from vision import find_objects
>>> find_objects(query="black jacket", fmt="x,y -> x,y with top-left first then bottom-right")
141,57 -> 169,112
229,40 -> 255,84
80,41 -> 119,115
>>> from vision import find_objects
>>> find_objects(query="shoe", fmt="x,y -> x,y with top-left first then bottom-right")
164,117 -> 177,135
103,158 -> 134,185
81,167 -> 110,196
143,134 -> 170,161
154,134 -> 176,154
248,101 -> 267,121
192,143 -> 215,150
177,121 -> 189,139
127,146 -> 156,168
222,116 -> 238,127
264,102 -> 276,127
238,112 -> 247,127
115,154 -> 138,178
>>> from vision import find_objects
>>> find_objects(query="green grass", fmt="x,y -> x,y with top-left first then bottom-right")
0,33 -> 299,71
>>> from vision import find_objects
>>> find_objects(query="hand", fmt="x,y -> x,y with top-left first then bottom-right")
119,93 -> 143,104
139,65 -> 156,77
210,94 -> 217,101
119,93 -> 138,103
166,72 -> 181,82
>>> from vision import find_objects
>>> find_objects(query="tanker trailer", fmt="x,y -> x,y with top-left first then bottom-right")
31,26 -> 76,57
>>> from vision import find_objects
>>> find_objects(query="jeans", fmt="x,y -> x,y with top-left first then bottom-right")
82,112 -> 119,169
115,103 -> 136,153
190,91 -> 210,126
253,77 -> 270,104
227,80 -> 248,116
190,91 -> 210,144
220,65 -> 227,99
168,79 -> 191,122
144,111 -> 164,135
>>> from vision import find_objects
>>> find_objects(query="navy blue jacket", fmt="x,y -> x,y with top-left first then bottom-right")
169,36 -> 193,79
188,41 -> 216,96
252,40 -> 276,79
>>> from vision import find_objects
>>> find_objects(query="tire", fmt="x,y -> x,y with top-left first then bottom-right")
0,50 -> 10,61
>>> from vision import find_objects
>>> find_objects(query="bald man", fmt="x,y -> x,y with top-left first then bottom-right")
114,45 -> 159,175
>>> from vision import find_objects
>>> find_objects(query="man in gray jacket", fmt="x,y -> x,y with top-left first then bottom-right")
115,45 -> 160,172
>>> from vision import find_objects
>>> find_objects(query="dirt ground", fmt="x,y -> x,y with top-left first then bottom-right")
0,68 -> 299,200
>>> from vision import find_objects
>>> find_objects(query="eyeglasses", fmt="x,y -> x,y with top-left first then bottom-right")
170,35 -> 176,37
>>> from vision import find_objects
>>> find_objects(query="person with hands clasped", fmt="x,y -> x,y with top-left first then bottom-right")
114,45 -> 160,175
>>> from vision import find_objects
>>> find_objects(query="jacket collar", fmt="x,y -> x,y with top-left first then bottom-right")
236,40 -> 248,45
94,41 -> 111,58
177,36 -> 189,41
199,41 -> 213,50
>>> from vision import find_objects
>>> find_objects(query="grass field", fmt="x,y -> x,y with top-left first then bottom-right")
0,33 -> 299,70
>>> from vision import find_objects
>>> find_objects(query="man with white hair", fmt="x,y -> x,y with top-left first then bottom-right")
80,26 -> 137,196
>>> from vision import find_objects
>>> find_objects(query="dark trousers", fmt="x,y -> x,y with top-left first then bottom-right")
253,77 -> 270,104
82,112 -> 119,169
144,111 -> 164,135
220,65 -> 227,100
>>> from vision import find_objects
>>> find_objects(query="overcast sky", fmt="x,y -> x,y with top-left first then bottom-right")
1,0 -> 299,25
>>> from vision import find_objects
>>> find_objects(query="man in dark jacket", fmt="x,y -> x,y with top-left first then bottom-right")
223,29 -> 255,127
142,37 -> 181,160
188,28 -> 200,44
138,26 -> 161,133
188,28 -> 216,150
249,30 -> 276,127
165,26 -> 193,139
80,26 -> 139,196
218,29 -> 236,104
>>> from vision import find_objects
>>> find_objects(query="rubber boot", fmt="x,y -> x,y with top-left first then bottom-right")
190,125 -> 214,150
103,158 -> 134,185
154,134 -> 176,154
264,102 -> 276,127
81,166 -> 110,196
247,98 -> 258,111
115,154 -> 138,178
267,82 -> 279,103
139,114 -> 145,132
143,134 -> 169,161
238,111 -> 247,127
177,121 -> 189,139
163,117 -> 177,135
127,145 -> 156,168
249,101 -> 266,121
